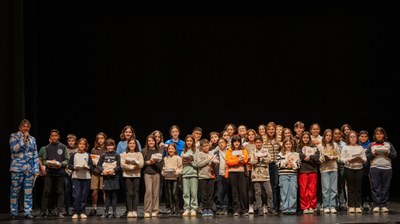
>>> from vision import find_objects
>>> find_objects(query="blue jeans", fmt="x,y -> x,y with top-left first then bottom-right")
279,174 -> 297,213
321,171 -> 338,209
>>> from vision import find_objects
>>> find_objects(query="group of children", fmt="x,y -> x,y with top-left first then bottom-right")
32,121 -> 396,219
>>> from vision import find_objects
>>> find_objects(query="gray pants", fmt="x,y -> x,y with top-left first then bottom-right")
253,181 -> 273,211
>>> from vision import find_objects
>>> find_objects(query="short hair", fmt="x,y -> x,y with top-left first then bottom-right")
50,129 -> 60,135
67,134 -> 77,140
359,130 -> 369,136
294,121 -> 305,128
105,138 -> 116,146
200,138 -> 210,146
19,119 -> 31,128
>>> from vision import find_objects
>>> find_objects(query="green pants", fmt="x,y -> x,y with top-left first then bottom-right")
182,177 -> 198,210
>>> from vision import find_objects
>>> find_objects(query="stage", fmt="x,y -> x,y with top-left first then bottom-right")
2,203 -> 400,224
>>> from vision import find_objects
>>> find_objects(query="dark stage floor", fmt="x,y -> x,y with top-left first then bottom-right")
2,203 -> 400,224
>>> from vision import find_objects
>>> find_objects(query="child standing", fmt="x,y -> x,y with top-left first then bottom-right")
277,138 -> 300,215
181,135 -> 199,217
366,127 -> 397,213
197,139 -> 218,217
214,137 -> 231,215
120,137 -> 144,218
318,129 -> 340,214
297,131 -> 319,214
89,132 -> 107,216
98,138 -> 121,218
226,135 -> 249,216
359,130 -> 372,211
333,128 -> 347,211
340,131 -> 367,213
250,135 -> 276,216
69,138 -> 93,219
64,134 -> 78,216
142,135 -> 164,218
162,143 -> 183,216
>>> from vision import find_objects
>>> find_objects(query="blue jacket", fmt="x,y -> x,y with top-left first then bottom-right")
9,131 -> 39,174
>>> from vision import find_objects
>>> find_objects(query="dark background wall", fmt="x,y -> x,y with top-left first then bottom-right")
1,1 -> 399,212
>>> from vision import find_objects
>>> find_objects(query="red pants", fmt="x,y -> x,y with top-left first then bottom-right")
298,172 -> 317,210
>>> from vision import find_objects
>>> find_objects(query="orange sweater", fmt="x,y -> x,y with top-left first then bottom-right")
225,147 -> 248,178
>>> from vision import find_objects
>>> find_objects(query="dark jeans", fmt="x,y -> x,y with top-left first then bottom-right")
105,190 -> 117,214
229,172 -> 248,213
269,163 -> 279,210
72,179 -> 90,214
165,179 -> 179,212
42,175 -> 65,213
64,176 -> 73,212
199,179 -> 215,210
370,168 -> 392,208
216,175 -> 231,210
124,177 -> 140,211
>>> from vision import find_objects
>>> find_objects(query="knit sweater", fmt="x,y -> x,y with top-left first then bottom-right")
366,141 -> 397,169
318,143 -> 340,173
162,155 -> 183,180
197,151 -> 216,179
340,145 -> 367,170
250,147 -> 271,182
120,151 -> 144,178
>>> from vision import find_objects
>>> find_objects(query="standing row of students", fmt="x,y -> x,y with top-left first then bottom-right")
9,119 -> 397,220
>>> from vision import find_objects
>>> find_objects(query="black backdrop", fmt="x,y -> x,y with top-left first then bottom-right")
1,1 -> 399,213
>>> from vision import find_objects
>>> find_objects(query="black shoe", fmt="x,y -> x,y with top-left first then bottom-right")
258,209 -> 264,216
10,215 -> 17,220
111,213 -> 117,218
24,214 -> 34,219
89,209 -> 97,216
40,211 -> 48,218
101,212 -> 110,218
268,209 -> 279,216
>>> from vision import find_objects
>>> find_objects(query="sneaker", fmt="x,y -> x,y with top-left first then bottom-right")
356,207 -> 362,213
144,212 -> 151,218
182,209 -> 190,216
151,212 -> 158,217
263,205 -> 268,214
348,207 -> 356,213
208,210 -> 214,216
202,210 -> 208,217
221,209 -> 228,215
248,204 -> 254,214
132,211 -> 137,218
190,209 -> 196,216
330,208 -> 337,214
111,213 -> 117,218
303,208 -> 309,214
10,214 -> 17,220
24,214 -> 34,219
258,209 -> 264,216
80,213 -> 87,219
323,208 -> 330,213
243,212 -> 249,216
373,207 -> 380,213
268,208 -> 279,216
127,211 -> 134,218
72,214 -> 78,219
58,213 -> 64,219
234,212 -> 239,216
381,207 -> 389,213
89,209 -> 97,216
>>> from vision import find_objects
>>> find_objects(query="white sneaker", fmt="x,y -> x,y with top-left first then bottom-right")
373,207 -> 380,213
381,207 -> 389,213
182,209 -> 190,216
330,208 -> 337,214
323,208 -> 330,213
80,213 -> 87,219
309,208 -> 314,213
127,211 -> 134,218
248,204 -> 254,214
348,207 -> 356,213
151,212 -> 158,217
132,211 -> 137,217
263,205 -> 268,214
72,214 -> 78,219
355,207 -> 362,213
144,212 -> 151,218
190,209 -> 197,216
303,208 -> 309,214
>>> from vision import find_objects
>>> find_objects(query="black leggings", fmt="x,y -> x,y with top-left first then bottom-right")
105,190 -> 117,214
165,180 -> 179,212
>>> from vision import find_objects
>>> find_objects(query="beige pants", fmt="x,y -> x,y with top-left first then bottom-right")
144,173 -> 160,213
